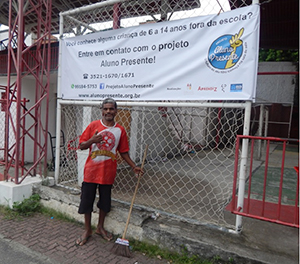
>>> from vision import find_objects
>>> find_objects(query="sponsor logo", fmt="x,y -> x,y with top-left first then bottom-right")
198,86 -> 217,92
187,83 -> 192,90
230,83 -> 243,92
166,87 -> 181,90
221,84 -> 227,92
207,28 -> 244,71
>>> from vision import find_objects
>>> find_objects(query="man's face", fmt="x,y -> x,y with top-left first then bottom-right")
102,102 -> 117,122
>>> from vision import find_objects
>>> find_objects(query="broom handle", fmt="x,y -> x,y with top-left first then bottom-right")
122,144 -> 148,239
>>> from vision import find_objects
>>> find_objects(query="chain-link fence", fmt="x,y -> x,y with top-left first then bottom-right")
57,0 -> 254,228
56,101 -> 249,227
63,1 -> 213,36
59,1 -> 252,38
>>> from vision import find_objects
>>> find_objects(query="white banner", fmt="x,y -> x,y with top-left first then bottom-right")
60,5 -> 260,101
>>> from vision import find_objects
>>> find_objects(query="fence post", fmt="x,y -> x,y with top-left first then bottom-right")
54,100 -> 62,183
257,104 -> 264,159
235,101 -> 252,232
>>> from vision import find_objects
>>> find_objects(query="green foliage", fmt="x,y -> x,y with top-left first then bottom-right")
259,49 -> 299,62
129,240 -> 235,264
130,241 -> 204,264
40,206 -> 80,224
0,194 -> 42,219
0,196 -> 80,223
0,205 -> 20,220
12,194 -> 42,216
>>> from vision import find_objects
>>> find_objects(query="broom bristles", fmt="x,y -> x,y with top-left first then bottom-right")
110,238 -> 131,258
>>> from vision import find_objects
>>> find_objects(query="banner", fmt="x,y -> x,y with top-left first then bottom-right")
60,5 -> 260,101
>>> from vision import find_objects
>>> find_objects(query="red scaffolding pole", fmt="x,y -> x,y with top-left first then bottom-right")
4,0 -> 52,184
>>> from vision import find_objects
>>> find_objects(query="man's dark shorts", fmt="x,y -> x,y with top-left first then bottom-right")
78,182 -> 112,214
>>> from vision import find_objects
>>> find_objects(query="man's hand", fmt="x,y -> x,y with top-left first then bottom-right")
79,130 -> 103,150
133,166 -> 144,177
119,152 -> 145,177
91,130 -> 103,144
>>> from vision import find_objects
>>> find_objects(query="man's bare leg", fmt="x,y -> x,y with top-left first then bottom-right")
95,209 -> 112,241
76,212 -> 93,246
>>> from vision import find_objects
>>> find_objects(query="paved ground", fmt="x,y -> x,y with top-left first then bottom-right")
0,205 -> 299,264
0,213 -> 167,264
0,143 -> 298,264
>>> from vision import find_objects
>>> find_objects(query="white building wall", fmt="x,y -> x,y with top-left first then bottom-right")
0,76 -> 17,161
0,75 -> 57,163
256,62 -> 297,104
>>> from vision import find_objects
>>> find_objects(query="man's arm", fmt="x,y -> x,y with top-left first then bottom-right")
120,152 -> 143,175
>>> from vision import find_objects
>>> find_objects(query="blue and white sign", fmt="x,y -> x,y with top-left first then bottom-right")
60,5 -> 260,101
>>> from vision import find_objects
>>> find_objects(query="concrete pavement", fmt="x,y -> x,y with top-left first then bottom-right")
0,232 -> 55,264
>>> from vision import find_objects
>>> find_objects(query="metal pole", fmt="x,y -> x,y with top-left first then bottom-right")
21,98 -> 26,176
14,0 -> 25,184
58,100 -> 249,109
113,3 -> 121,29
33,1 -> 42,176
61,0 -> 130,16
287,103 -> 293,139
264,107 -> 269,148
235,101 -> 252,232
54,100 -> 62,183
54,12 -> 64,183
4,0 -> 13,181
44,0 -> 52,177
257,104 -> 264,159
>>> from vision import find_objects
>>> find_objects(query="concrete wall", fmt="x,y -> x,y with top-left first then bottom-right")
256,62 -> 297,104
36,184 -> 297,264
0,176 -> 42,208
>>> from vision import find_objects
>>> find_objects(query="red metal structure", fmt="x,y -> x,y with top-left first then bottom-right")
0,0 -> 298,186
3,0 -> 52,183
230,135 -> 299,228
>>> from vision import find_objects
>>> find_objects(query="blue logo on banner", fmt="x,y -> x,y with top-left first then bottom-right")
208,28 -> 244,70
100,83 -> 105,89
230,84 -> 243,92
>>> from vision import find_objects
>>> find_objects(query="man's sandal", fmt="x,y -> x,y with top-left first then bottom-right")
95,231 -> 113,241
75,235 -> 91,246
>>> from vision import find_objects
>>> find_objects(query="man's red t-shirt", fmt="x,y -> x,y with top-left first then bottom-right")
79,120 -> 129,184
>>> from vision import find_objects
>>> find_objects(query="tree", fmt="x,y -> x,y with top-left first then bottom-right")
259,49 -> 299,62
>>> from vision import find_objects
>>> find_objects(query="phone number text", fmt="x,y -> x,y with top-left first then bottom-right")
90,73 -> 135,79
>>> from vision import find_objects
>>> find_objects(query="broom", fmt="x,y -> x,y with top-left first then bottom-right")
111,144 -> 148,258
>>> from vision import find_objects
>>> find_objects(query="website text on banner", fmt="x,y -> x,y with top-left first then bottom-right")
60,5 -> 260,101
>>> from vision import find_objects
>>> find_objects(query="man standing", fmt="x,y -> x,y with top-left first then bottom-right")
76,98 -> 143,246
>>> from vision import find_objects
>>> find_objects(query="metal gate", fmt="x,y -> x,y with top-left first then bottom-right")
230,135 -> 299,228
